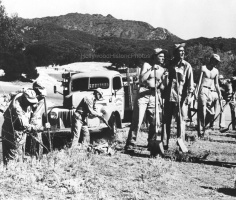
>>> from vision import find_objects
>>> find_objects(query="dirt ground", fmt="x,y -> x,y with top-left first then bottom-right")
0,62 -> 236,199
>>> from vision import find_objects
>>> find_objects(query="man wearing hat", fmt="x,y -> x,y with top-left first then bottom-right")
195,54 -> 223,137
2,89 -> 38,163
162,43 -> 194,150
229,70 -> 236,130
27,80 -> 49,158
71,88 -> 104,147
125,48 -> 168,151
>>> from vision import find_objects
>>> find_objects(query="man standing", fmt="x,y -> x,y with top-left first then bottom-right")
196,54 -> 222,137
125,48 -> 168,150
2,89 -> 38,163
28,80 -> 48,158
230,71 -> 236,130
162,43 -> 194,150
71,88 -> 104,147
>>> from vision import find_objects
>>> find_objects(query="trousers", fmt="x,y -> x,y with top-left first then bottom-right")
2,119 -> 27,164
162,100 -> 186,147
71,111 -> 90,147
126,87 -> 160,145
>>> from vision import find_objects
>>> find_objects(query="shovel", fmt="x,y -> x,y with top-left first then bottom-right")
175,67 -> 188,153
220,117 -> 236,133
44,97 -> 52,151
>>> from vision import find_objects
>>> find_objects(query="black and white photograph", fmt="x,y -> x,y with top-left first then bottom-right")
0,0 -> 236,199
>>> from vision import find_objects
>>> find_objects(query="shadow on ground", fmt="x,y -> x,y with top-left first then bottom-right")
201,186 -> 236,197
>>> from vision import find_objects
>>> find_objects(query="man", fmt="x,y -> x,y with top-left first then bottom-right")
125,48 -> 168,150
162,43 -> 194,150
196,54 -> 222,137
71,88 -> 104,147
27,80 -> 48,158
218,75 -> 230,129
2,89 -> 38,163
230,71 -> 236,130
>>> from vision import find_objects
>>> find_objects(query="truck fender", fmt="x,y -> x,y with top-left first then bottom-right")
100,105 -> 122,128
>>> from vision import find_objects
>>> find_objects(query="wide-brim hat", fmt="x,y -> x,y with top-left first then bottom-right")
153,48 -> 168,56
23,89 -> 38,104
95,88 -> 104,98
174,43 -> 186,50
219,75 -> 224,79
211,54 -> 221,62
33,80 -> 47,96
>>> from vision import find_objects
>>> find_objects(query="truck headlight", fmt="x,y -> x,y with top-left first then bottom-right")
50,111 -> 58,119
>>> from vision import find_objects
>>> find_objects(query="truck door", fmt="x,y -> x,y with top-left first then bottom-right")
113,76 -> 125,119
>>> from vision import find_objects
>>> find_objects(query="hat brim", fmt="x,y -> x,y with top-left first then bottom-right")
37,88 -> 47,96
155,49 -> 168,56
95,91 -> 103,98
214,58 -> 221,62
26,97 -> 38,104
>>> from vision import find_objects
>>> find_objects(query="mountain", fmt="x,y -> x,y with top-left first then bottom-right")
16,13 -> 236,78
17,14 -> 180,67
18,13 -> 182,42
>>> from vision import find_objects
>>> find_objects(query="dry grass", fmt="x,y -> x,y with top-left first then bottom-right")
0,125 -> 236,199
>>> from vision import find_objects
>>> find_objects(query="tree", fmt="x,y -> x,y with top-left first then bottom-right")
0,1 -> 38,79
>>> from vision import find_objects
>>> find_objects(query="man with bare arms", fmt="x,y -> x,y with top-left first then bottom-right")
125,48 -> 167,150
196,54 -> 223,137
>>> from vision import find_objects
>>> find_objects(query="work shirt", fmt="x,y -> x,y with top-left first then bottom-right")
165,59 -> 194,102
76,93 -> 100,117
4,93 -> 33,131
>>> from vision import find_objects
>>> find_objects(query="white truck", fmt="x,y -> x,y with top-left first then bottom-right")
48,69 -> 137,137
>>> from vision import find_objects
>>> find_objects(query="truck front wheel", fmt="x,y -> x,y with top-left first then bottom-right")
109,113 -> 118,137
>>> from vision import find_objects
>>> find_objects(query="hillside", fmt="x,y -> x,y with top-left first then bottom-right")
13,13 -> 236,79
18,13 -> 182,42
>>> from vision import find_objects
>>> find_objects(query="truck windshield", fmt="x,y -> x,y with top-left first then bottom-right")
72,77 -> 109,91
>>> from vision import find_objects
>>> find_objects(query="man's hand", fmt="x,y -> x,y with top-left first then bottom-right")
185,95 -> 192,105
26,124 -> 36,132
45,122 -> 51,129
97,113 -> 103,118
163,71 -> 169,77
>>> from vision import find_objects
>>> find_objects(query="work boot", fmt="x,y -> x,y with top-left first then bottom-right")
124,143 -> 135,151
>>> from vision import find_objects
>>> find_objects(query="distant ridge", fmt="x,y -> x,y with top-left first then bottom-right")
18,12 -> 182,42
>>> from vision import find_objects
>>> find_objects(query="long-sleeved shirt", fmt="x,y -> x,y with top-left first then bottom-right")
165,59 -> 194,102
4,93 -> 33,131
76,93 -> 100,117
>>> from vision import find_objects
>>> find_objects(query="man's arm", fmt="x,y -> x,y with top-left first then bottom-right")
214,72 -> 223,110
140,63 -> 152,83
186,64 -> 194,96
184,64 -> 195,104
14,100 -> 31,128
84,96 -> 102,117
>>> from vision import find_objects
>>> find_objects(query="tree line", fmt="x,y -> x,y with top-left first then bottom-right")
0,1 -> 235,81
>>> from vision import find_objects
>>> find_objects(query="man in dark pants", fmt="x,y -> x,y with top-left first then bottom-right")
229,71 -> 236,130
71,88 -> 104,147
2,89 -> 38,163
162,43 -> 194,150
125,48 -> 168,150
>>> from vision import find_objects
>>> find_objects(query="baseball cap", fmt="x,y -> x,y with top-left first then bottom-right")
23,89 -> 38,104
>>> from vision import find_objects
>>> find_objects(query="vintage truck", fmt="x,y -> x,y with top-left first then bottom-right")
48,69 -> 137,138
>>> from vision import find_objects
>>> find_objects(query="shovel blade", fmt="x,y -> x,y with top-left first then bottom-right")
220,127 -> 229,133
177,138 -> 188,153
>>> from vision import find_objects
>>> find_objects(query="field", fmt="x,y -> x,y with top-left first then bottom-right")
0,62 -> 236,199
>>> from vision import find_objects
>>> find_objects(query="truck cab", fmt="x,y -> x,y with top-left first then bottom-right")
48,70 -> 126,135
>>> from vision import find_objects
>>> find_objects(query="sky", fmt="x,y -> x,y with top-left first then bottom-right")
1,0 -> 236,40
